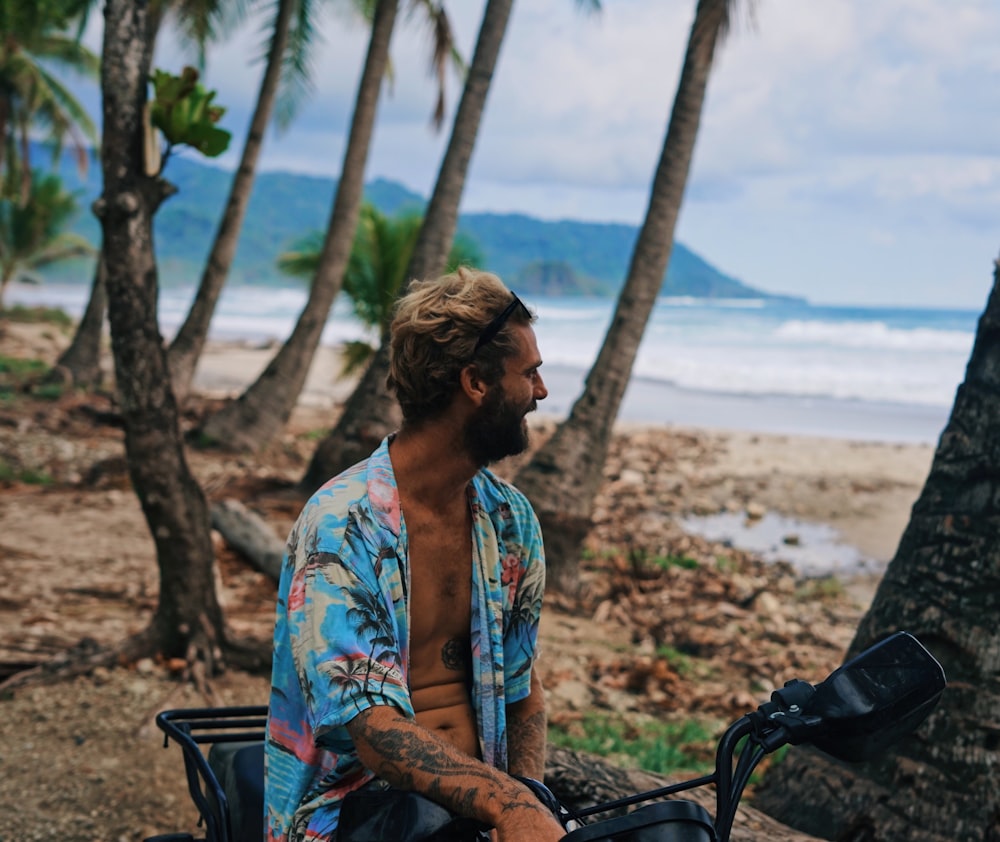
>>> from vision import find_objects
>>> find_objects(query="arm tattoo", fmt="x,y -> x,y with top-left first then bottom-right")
349,708 -> 545,826
506,708 -> 547,780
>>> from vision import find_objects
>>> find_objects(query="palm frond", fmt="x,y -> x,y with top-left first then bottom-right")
23,231 -> 95,268
406,0 -> 462,130
170,0 -> 237,67
27,33 -> 100,76
33,63 -> 99,142
274,0 -> 320,130
339,339 -> 376,378
573,0 -> 602,16
276,229 -> 325,280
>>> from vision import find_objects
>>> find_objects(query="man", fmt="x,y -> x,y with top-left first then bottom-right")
265,268 -> 564,842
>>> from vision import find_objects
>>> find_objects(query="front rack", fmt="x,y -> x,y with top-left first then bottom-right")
154,706 -> 268,842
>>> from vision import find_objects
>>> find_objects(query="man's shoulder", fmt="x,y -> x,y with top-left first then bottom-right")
290,457 -> 376,552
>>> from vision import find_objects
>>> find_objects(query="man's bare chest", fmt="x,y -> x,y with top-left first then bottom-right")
407,525 -> 473,634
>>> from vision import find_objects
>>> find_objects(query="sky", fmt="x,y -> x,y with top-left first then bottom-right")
80,1 -> 1000,309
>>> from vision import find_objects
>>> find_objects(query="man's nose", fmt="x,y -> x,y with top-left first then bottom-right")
534,373 -> 548,401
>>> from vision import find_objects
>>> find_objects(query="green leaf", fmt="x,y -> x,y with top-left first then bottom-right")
148,66 -> 232,159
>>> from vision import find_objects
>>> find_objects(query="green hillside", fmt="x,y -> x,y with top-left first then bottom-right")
50,149 -> 792,300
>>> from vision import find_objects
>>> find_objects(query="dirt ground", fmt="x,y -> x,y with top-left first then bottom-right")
0,318 -> 932,841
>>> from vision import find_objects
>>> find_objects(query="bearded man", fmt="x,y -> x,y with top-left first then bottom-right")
265,268 -> 563,842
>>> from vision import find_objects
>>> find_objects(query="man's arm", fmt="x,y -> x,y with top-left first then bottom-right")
506,669 -> 547,780
346,705 -> 564,842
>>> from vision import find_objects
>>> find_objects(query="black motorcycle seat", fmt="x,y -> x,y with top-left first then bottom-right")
207,740 -> 264,842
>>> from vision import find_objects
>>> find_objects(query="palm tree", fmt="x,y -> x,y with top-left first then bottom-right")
512,0 -> 739,595
303,0 -> 516,481
165,0 -> 307,402
283,202 -> 481,490
0,170 -> 94,310
277,201 -> 481,376
304,0 -> 600,482
0,0 -> 99,202
197,0 -> 401,450
167,0 -> 467,404
196,0 -> 467,449
754,261 -> 1000,838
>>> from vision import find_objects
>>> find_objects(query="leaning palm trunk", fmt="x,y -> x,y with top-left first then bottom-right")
301,0 -> 515,489
754,262 -> 1000,840
199,0 -> 398,451
54,252 -> 106,388
166,0 -> 297,404
99,0 -> 225,662
513,0 -> 731,595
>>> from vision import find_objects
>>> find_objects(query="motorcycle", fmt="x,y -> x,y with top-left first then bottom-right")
144,630 -> 946,842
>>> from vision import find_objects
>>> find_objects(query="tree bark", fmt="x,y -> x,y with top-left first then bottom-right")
754,261 -> 1000,841
545,746 -> 822,842
513,0 -> 730,595
98,0 -> 224,662
166,0 -> 297,404
302,0 -> 515,485
54,252 -> 106,388
198,0 -> 399,451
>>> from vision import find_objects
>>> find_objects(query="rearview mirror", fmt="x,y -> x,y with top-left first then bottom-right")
806,631 -> 946,762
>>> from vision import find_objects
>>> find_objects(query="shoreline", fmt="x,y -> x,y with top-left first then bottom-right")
7,280 -> 959,447
192,340 -> 951,447
536,363 -> 949,446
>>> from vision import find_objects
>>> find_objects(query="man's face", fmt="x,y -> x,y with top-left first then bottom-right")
464,323 -> 547,466
464,379 -> 534,466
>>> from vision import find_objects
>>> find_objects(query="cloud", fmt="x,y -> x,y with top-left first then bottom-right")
67,0 -> 1000,306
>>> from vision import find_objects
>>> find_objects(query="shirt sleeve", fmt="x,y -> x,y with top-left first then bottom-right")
288,507 -> 412,748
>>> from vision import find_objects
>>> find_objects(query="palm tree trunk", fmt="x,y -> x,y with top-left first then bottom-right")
513,0 -> 730,595
406,0 -> 514,289
17,114 -> 31,204
166,0 -> 297,404
301,0 -> 515,486
55,253 -> 107,388
754,261 -> 1000,839
0,265 -> 14,311
199,0 -> 399,452
99,0 -> 224,661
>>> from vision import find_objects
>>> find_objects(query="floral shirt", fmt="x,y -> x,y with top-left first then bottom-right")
264,437 -> 546,842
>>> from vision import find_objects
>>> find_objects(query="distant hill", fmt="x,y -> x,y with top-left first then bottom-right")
47,148 -> 796,301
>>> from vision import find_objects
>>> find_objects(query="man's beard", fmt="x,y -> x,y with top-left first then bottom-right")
464,385 -> 534,467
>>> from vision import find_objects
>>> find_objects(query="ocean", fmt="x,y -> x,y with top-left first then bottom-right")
8,282 -> 977,446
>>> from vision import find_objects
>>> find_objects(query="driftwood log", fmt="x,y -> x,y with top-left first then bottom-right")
210,499 -> 284,581
545,746 -> 821,842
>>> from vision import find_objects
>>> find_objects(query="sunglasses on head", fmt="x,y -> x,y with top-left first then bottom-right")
473,292 -> 529,354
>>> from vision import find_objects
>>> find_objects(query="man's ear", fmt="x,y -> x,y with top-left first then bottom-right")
460,363 -> 489,406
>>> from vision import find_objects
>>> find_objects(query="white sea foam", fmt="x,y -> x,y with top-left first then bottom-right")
8,282 -> 976,414
773,319 -> 973,352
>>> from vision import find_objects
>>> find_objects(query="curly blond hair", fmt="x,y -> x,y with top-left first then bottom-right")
387,267 -> 535,425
